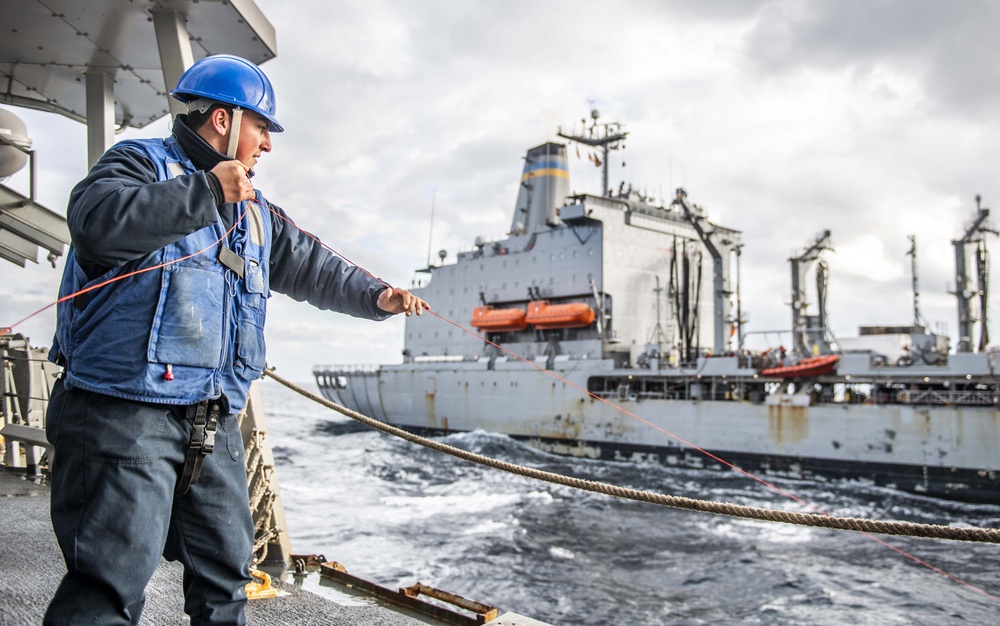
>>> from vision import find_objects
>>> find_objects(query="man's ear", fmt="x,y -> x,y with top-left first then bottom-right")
209,108 -> 230,137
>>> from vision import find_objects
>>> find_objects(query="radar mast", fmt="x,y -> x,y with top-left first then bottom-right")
557,109 -> 627,197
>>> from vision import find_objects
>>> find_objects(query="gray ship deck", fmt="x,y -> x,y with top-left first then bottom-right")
0,471 -> 451,626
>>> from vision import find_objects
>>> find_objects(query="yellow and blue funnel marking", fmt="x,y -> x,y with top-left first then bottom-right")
521,159 -> 569,181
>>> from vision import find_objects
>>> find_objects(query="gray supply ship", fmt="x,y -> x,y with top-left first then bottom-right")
315,111 -> 1000,504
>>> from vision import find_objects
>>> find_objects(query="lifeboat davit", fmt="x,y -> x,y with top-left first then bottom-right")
525,300 -> 596,330
470,306 -> 528,332
761,354 -> 840,378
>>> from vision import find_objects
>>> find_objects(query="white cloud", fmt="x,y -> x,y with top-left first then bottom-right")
829,234 -> 905,282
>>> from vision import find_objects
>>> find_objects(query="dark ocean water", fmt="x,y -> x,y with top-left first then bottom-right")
258,379 -> 1000,626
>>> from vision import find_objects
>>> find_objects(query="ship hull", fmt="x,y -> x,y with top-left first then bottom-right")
316,361 -> 1000,504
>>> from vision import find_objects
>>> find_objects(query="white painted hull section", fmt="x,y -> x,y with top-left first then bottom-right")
319,360 -> 999,501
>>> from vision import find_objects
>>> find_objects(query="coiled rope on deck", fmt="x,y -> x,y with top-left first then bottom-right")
264,368 -> 1000,545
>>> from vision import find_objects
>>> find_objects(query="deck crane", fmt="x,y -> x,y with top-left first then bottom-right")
953,195 -> 996,352
789,230 -> 833,359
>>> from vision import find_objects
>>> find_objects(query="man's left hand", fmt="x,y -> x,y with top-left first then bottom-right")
377,287 -> 430,317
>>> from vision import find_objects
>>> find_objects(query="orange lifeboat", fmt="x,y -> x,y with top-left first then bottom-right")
470,306 -> 527,332
525,300 -> 596,330
761,354 -> 839,378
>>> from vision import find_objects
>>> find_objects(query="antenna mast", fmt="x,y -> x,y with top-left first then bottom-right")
557,109 -> 627,197
425,189 -> 436,268
649,275 -> 669,345
906,235 -> 923,329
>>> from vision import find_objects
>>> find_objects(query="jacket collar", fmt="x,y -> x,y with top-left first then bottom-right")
172,114 -> 228,172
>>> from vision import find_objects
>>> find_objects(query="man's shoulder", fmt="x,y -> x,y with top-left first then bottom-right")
109,137 -> 169,154
101,137 -> 186,172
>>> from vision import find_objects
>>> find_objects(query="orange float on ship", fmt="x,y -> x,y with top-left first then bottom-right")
470,306 -> 528,332
525,300 -> 596,330
761,354 -> 840,378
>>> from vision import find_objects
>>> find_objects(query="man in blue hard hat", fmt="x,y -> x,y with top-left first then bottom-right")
42,54 -> 428,625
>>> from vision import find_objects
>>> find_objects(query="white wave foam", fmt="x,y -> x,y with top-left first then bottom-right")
462,520 -> 510,535
549,546 -> 576,560
379,492 -> 524,522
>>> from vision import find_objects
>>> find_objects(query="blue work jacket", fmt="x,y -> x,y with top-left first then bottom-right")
53,137 -> 279,412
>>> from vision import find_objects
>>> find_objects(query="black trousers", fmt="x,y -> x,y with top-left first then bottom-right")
43,380 -> 254,625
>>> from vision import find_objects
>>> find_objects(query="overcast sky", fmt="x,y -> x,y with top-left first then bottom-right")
4,0 -> 1000,382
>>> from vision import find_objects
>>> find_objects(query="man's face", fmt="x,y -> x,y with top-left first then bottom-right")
235,110 -> 272,171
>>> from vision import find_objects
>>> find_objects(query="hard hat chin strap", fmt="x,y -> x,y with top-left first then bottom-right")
226,107 -> 243,159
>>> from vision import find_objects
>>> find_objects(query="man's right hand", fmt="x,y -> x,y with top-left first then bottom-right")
211,160 -> 255,203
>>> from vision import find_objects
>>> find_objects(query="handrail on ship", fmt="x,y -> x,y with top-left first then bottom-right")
313,363 -> 381,373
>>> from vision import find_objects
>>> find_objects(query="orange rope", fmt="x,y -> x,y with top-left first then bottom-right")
1,205 -> 249,337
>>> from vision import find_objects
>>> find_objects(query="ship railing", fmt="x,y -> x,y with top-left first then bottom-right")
895,389 -> 998,406
590,388 -> 739,402
455,233 -> 510,259
313,364 -> 381,374
1,333 -> 56,476
413,355 -> 468,363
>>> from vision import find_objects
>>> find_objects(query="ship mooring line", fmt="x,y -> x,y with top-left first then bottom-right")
264,368 -> 1000,605
263,369 -> 999,542
391,303 -> 1000,605
265,204 -> 1000,547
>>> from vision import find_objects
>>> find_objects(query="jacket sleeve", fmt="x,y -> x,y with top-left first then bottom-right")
266,202 -> 391,321
67,144 -> 220,276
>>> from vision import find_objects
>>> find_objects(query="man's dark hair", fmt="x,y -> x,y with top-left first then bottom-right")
185,102 -> 234,131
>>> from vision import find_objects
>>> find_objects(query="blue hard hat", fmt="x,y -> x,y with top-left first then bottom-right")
171,54 -> 283,132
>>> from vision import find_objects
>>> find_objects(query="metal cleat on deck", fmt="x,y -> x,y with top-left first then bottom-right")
320,561 -> 519,625
245,568 -> 281,600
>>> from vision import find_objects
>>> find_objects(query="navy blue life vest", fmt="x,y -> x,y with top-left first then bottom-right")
51,137 -> 272,413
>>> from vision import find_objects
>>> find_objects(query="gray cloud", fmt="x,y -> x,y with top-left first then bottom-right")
743,0 -> 1000,116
